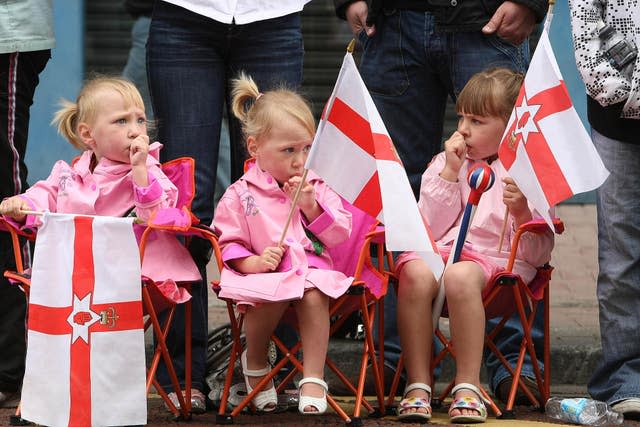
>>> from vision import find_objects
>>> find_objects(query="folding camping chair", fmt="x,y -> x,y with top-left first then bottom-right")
212,199 -> 391,425
385,218 -> 564,419
0,156 -> 222,422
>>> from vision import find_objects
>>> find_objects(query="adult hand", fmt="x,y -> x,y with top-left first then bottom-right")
440,131 -> 467,182
345,1 -> 376,37
482,1 -> 537,46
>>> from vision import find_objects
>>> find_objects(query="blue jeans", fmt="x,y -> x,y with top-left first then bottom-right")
363,10 -> 541,390
123,16 -> 153,120
147,2 -> 303,392
588,129 -> 640,405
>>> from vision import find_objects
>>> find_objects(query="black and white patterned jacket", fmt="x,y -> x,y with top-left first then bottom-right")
568,0 -> 639,119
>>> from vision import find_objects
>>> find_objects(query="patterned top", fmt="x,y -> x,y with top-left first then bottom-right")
568,0 -> 639,118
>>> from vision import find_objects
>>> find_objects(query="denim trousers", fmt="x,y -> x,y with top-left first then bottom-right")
588,129 -> 640,404
0,50 -> 50,392
123,16 -> 153,120
362,10 -> 542,390
146,2 -> 303,392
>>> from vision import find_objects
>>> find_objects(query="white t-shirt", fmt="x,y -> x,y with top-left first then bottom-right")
161,0 -> 311,25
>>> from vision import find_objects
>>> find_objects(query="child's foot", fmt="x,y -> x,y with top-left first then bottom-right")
241,350 -> 277,412
398,383 -> 432,422
449,382 -> 487,423
298,378 -> 328,414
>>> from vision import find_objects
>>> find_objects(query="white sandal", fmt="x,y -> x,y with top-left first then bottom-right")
398,382 -> 432,422
298,377 -> 328,415
241,350 -> 277,412
449,382 -> 489,423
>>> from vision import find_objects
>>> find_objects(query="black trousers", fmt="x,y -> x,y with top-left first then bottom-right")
0,49 -> 50,392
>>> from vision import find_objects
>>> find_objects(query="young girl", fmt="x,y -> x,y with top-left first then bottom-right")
0,76 -> 203,407
213,73 -> 353,414
394,68 -> 554,423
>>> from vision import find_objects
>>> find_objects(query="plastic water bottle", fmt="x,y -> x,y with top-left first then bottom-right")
545,397 -> 623,426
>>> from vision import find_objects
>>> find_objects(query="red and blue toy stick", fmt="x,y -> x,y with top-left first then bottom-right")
432,164 -> 495,330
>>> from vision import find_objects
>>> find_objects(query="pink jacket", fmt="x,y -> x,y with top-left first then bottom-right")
213,164 -> 354,304
11,143 -> 200,283
418,153 -> 554,282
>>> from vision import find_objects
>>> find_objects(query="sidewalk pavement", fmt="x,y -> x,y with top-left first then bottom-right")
206,204 -> 602,391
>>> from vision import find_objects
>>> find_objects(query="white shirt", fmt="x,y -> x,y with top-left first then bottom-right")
161,0 -> 311,25
0,0 -> 55,54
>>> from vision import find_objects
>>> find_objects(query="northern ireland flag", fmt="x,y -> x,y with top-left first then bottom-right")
498,28 -> 609,228
21,213 -> 147,427
306,52 -> 444,279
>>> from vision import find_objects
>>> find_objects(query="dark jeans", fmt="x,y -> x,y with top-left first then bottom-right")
0,49 -> 51,392
147,3 -> 303,391
362,10 -> 543,389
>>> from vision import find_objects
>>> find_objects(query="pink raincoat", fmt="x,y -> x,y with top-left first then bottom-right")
9,142 -> 200,283
397,153 -> 554,284
213,164 -> 354,305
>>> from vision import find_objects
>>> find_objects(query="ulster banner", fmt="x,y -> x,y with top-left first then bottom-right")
498,28 -> 609,228
21,213 -> 147,427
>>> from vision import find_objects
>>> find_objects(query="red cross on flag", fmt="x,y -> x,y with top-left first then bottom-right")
21,213 -> 147,427
306,52 -> 444,279
498,28 -> 609,228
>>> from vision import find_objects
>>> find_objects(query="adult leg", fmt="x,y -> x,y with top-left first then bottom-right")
226,12 -> 304,182
361,11 -> 450,380
123,16 -> 153,120
147,2 -> 227,394
0,50 -> 50,403
588,130 -> 640,405
224,12 -> 305,381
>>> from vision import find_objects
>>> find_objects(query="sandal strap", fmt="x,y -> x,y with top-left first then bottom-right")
403,382 -> 432,398
399,396 -> 432,411
451,382 -> 490,404
241,350 -> 271,377
298,377 -> 328,391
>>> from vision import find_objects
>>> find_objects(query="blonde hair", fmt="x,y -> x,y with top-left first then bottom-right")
456,68 -> 524,123
230,72 -> 315,144
51,76 -> 146,150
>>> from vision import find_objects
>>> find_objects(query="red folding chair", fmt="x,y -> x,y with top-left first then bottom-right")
212,200 -> 391,425
386,218 -> 564,419
0,157 -> 223,422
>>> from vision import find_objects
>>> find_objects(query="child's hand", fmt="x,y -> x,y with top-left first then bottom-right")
502,177 -> 532,226
284,176 -> 317,212
440,131 -> 467,182
129,134 -> 149,167
0,196 -> 29,221
257,246 -> 285,272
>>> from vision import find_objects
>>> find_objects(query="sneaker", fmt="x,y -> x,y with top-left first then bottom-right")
165,389 -> 207,414
0,390 -> 20,409
612,397 -> 640,420
495,376 -> 541,406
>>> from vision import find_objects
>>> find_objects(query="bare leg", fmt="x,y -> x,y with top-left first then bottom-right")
444,261 -> 486,417
397,260 -> 438,414
294,289 -> 330,412
244,301 -> 290,391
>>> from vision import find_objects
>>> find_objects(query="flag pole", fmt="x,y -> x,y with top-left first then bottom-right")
277,168 -> 310,247
497,207 -> 509,252
18,209 -> 146,224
